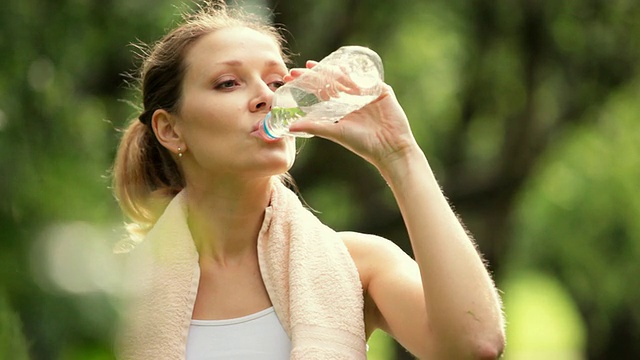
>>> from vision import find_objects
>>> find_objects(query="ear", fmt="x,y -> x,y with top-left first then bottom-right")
152,109 -> 184,155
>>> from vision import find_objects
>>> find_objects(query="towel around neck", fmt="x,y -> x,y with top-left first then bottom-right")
115,179 -> 366,359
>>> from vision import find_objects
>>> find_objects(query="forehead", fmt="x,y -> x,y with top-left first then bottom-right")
184,26 -> 285,72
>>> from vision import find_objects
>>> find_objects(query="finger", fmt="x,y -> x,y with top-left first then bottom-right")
291,70 -> 334,101
306,60 -> 319,69
283,68 -> 305,82
288,119 -> 340,140
305,65 -> 354,100
323,65 -> 376,97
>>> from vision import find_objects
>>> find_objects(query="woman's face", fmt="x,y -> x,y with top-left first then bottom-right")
175,26 -> 295,183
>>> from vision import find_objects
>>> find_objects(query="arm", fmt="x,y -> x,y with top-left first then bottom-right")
371,149 -> 505,359
290,82 -> 506,359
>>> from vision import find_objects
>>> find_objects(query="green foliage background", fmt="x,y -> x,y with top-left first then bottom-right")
1,0 -> 639,359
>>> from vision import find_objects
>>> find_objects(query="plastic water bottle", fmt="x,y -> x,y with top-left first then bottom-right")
257,45 -> 384,141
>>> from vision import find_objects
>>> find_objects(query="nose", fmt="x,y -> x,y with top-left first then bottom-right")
250,81 -> 274,112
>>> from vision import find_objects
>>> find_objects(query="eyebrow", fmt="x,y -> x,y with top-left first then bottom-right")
217,60 -> 284,68
202,59 -> 287,85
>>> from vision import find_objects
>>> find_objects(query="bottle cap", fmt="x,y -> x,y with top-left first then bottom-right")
258,112 -> 279,142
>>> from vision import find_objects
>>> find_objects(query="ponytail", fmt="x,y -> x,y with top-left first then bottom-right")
112,118 -> 183,248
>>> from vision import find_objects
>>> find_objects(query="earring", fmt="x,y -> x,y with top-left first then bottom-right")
177,147 -> 183,158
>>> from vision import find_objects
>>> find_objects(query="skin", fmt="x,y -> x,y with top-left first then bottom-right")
152,26 -> 506,359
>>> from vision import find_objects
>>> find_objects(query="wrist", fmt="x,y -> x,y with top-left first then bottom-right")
376,144 -> 432,185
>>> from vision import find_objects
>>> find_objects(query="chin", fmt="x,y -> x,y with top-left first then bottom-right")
259,154 -> 295,177
274,156 -> 295,175
257,138 -> 296,175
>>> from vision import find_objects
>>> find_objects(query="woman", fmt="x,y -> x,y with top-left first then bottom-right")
112,2 -> 505,359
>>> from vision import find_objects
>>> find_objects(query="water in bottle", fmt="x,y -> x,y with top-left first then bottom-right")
258,46 -> 384,141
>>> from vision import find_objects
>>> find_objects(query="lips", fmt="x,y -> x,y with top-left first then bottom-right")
251,117 -> 281,142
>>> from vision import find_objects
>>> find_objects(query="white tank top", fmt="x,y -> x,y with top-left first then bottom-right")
185,307 -> 291,360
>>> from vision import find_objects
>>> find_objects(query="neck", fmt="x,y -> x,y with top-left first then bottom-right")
184,177 -> 274,263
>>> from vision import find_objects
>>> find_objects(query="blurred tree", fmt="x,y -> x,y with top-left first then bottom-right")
0,291 -> 30,360
268,0 -> 640,358
0,0 -> 179,358
510,82 -> 640,359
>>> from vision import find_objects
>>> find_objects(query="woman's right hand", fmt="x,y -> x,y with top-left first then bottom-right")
285,61 -> 420,174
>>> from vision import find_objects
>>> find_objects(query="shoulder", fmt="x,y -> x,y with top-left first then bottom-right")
339,231 -> 409,260
338,231 -> 423,337
338,231 -> 414,285
339,231 -> 403,252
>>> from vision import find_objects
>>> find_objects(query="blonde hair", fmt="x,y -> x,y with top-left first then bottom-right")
112,1 -> 289,246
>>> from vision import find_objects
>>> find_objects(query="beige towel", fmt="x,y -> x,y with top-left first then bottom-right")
116,180 -> 366,359
259,180 -> 366,359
